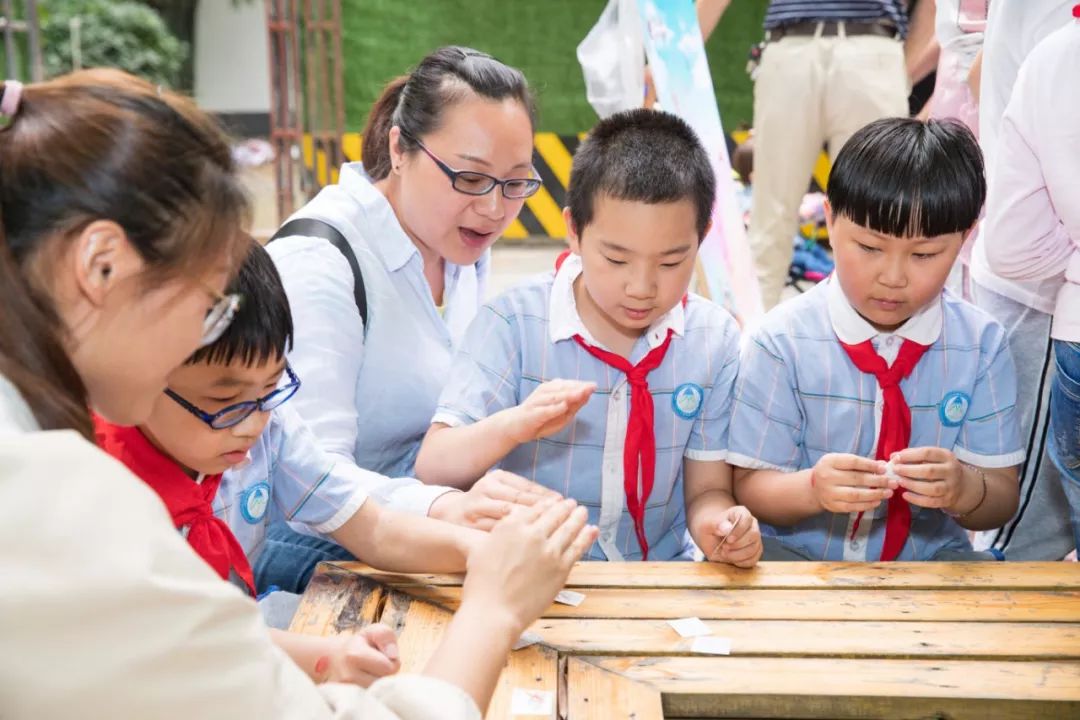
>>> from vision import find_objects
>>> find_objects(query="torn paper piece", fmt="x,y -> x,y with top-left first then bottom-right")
511,688 -> 555,716
691,636 -> 732,655
512,631 -> 543,651
884,460 -> 902,483
554,589 -> 586,606
668,616 -> 711,638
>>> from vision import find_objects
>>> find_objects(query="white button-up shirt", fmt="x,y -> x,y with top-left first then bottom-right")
970,0 -> 1074,312
268,163 -> 489,514
982,20 -> 1080,342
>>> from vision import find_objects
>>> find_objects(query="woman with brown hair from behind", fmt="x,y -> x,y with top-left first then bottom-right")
0,70 -> 595,720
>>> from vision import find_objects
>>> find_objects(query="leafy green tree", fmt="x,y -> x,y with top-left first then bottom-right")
40,0 -> 187,87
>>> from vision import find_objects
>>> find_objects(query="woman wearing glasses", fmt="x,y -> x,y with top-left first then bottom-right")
265,46 -> 554,591
0,71 -> 593,719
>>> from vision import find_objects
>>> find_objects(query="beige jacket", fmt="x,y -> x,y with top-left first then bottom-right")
0,381 -> 480,720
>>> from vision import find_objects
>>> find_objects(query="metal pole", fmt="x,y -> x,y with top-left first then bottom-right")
70,17 -> 82,72
2,0 -> 18,79
25,0 -> 42,81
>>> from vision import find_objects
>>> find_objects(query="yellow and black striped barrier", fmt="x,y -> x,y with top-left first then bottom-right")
303,131 -> 832,240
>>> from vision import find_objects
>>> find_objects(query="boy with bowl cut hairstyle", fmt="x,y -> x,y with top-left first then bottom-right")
729,118 -> 1024,562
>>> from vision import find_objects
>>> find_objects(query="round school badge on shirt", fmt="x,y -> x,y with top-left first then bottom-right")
939,391 -> 971,427
240,482 -> 271,524
672,383 -> 705,420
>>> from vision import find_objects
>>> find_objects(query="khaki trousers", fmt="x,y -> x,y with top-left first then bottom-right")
749,29 -> 909,309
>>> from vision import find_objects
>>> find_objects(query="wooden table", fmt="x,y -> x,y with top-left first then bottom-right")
290,562 -> 1080,719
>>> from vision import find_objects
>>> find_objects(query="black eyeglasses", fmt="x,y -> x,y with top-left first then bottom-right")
165,364 -> 302,430
400,129 -> 542,199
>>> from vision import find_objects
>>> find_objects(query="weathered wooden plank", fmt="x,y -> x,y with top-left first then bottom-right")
378,591 -> 452,675
395,586 -> 1080,623
565,657 -> 663,720
288,562 -> 385,636
487,644 -> 560,720
370,586 -> 559,720
530,619 -> 1080,660
329,561 -> 1080,591
591,656 -> 1080,719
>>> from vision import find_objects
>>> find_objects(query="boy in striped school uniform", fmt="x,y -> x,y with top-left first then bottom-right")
729,118 -> 1025,562
416,109 -> 767,565
96,240 -> 482,685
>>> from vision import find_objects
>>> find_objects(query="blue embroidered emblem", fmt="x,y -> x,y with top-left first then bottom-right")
939,391 -> 971,427
672,383 -> 705,419
240,482 -> 271,524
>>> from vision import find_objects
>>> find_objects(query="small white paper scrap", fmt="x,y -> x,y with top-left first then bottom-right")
511,688 -> 555,716
668,616 -> 711,638
691,636 -> 732,655
512,631 -> 543,651
555,589 -> 586,607
884,460 -> 902,482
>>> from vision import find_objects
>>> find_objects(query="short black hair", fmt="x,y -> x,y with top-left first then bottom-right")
828,118 -> 985,238
567,109 -> 716,240
186,238 -> 293,367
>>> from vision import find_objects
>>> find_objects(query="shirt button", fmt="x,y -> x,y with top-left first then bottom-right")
613,390 -> 622,401
885,336 -> 895,346
850,540 -> 861,550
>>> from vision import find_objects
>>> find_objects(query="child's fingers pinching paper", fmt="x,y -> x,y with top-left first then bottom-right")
891,462 -> 951,481
891,447 -> 947,464
898,477 -> 947,497
833,453 -> 887,474
723,507 -> 754,539
359,624 -> 400,661
855,471 -> 894,488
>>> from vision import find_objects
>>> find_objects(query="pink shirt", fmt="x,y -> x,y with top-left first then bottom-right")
983,20 -> 1080,341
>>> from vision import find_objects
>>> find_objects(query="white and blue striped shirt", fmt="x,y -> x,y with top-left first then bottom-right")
216,404 -> 376,569
765,0 -> 908,35
434,253 -> 741,561
729,277 -> 1024,561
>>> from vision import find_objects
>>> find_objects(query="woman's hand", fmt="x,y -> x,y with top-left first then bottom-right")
462,498 -> 598,636
429,471 -> 563,531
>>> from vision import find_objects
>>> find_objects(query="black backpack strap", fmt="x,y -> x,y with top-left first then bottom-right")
269,217 -> 367,328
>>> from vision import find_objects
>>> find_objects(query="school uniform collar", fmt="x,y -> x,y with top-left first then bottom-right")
339,163 -> 418,273
548,252 -> 685,351
826,274 -> 942,346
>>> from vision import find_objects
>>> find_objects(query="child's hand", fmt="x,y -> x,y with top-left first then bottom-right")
703,506 -> 762,568
502,380 -> 595,444
430,470 -> 563,531
811,453 -> 895,514
321,624 -> 401,687
890,447 -> 968,513
463,498 -> 598,637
